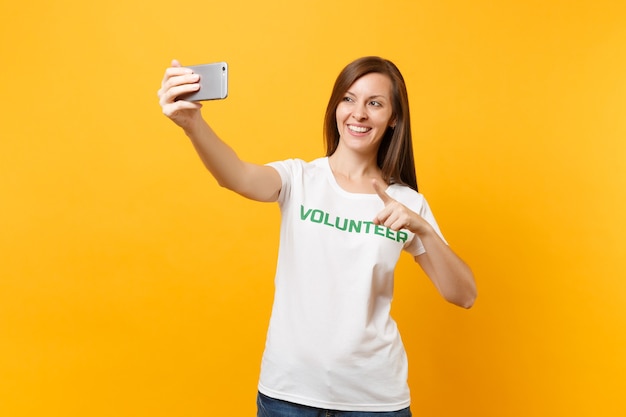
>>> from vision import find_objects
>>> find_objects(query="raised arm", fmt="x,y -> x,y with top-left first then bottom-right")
158,60 -> 282,202
371,179 -> 477,308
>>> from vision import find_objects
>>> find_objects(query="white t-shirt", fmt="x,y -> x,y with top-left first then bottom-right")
257,157 -> 445,412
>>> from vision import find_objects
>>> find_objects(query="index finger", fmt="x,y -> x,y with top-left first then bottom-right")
372,179 -> 393,204
161,59 -> 193,84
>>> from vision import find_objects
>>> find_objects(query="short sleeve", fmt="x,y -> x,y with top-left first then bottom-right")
265,159 -> 303,206
398,192 -> 447,257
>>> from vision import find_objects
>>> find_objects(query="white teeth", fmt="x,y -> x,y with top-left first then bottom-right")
348,125 -> 370,133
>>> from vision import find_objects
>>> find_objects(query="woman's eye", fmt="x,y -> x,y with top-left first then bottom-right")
369,101 -> 382,107
342,96 -> 353,102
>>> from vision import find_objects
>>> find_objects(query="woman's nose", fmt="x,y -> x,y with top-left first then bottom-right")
352,105 -> 368,120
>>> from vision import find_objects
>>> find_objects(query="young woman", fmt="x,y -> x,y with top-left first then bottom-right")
158,56 -> 477,417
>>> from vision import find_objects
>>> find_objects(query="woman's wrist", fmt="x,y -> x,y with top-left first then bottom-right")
409,217 -> 435,238
183,114 -> 209,139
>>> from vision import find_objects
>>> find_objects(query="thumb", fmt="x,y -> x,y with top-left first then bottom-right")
372,179 -> 393,205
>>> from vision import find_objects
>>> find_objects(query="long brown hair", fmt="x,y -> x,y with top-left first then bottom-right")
323,56 -> 418,192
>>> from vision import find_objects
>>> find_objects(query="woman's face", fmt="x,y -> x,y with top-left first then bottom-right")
335,72 -> 395,156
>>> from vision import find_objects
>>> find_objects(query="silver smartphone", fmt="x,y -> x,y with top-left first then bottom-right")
180,62 -> 228,101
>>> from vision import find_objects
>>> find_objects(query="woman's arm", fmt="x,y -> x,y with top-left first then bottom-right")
413,229 -> 477,309
371,179 -> 477,308
158,60 -> 281,202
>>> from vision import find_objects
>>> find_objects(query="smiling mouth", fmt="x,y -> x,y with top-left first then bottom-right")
348,125 -> 371,133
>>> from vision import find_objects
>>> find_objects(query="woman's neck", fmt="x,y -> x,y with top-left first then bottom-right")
328,152 -> 384,193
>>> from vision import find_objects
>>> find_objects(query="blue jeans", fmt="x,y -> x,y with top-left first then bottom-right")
257,392 -> 412,417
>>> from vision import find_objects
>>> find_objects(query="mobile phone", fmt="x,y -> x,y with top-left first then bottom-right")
179,62 -> 228,101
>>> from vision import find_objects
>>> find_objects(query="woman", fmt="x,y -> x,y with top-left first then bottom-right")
158,56 -> 477,417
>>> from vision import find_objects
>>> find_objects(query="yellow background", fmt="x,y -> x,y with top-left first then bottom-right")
1,1 -> 625,416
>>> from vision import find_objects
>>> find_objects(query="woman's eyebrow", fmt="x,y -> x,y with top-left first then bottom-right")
345,91 -> 389,100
